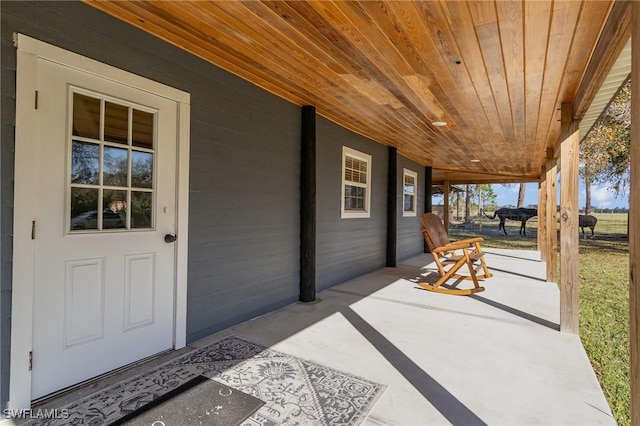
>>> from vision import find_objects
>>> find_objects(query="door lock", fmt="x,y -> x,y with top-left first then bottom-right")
164,234 -> 177,243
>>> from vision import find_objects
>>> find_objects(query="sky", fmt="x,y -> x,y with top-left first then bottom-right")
492,181 -> 629,210
434,181 -> 629,210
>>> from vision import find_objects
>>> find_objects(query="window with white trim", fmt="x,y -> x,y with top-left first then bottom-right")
403,168 -> 418,217
341,146 -> 371,218
68,90 -> 156,232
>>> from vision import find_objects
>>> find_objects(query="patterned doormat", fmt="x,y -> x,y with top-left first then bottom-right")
113,375 -> 265,425
30,336 -> 386,426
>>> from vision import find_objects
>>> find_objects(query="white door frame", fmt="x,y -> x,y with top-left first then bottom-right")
9,33 -> 190,410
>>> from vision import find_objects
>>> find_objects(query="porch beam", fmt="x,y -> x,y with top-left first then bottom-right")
573,0 -> 632,121
538,168 -> 547,260
559,102 -> 580,334
630,2 -> 639,423
545,155 -> 558,283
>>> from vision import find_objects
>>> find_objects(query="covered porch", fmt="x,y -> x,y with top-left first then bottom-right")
0,0 -> 637,422
27,249 -> 613,425
77,3 -> 640,416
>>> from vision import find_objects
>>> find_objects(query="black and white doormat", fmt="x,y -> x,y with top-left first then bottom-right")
30,336 -> 386,426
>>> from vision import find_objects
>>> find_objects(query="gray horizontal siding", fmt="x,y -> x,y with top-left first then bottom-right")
316,118 -> 388,291
397,157 -> 425,261
0,1 -> 301,404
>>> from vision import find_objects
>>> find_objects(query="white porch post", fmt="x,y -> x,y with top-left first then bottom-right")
630,1 -> 639,423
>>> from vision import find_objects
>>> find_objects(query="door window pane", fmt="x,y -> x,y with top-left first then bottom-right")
131,151 -> 153,189
132,109 -> 154,149
71,141 -> 99,184
72,93 -> 101,139
102,190 -> 127,229
70,188 -> 99,230
103,146 -> 129,187
104,102 -> 129,145
69,90 -> 156,232
131,192 -> 152,229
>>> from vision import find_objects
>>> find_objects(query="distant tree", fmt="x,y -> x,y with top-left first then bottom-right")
584,175 -> 593,214
465,184 -> 496,217
478,184 -> 496,216
455,191 -> 463,220
580,79 -> 630,209
517,183 -> 526,208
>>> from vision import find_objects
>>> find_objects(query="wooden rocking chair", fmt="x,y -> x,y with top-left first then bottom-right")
418,213 -> 493,295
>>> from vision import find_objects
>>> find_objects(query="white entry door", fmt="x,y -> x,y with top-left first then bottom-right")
30,58 -> 178,399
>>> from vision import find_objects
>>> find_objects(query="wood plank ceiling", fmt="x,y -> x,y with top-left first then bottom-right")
84,0 -> 623,184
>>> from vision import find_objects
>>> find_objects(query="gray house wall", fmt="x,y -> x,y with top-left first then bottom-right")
397,157 -> 425,261
316,118 -> 389,291
0,1 -> 425,409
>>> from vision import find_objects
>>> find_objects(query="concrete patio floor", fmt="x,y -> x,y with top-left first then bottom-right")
14,249 -> 615,425
218,249 -> 614,425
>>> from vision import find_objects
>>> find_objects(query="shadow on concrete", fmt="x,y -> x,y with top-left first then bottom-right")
340,307 -> 488,426
469,294 -> 559,331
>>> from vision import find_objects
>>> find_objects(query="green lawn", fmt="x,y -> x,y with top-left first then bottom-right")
451,213 -> 630,425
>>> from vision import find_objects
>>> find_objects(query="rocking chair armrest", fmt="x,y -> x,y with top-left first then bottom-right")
452,237 -> 485,245
433,240 -> 478,252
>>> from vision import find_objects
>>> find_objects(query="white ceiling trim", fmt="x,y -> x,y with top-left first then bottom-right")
579,38 -> 632,141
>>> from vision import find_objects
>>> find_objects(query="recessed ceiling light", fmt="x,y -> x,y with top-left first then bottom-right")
471,159 -> 480,163
431,121 -> 447,127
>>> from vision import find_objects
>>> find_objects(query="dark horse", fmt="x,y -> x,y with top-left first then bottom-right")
483,207 -> 538,236
579,214 -> 598,239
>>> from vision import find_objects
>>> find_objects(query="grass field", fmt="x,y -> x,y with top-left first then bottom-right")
451,213 -> 630,425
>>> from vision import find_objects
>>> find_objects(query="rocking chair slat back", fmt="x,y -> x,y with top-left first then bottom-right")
420,213 -> 450,251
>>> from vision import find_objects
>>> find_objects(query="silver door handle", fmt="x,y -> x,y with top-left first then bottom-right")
164,234 -> 177,243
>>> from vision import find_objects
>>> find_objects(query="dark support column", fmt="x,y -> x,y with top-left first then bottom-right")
424,166 -> 433,253
300,106 -> 316,303
424,167 -> 433,213
386,147 -> 397,267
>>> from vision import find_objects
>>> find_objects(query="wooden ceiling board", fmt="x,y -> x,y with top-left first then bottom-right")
523,1 -> 551,149
439,1 -> 505,153
534,1 -> 581,163
83,0 -> 619,184
407,1 -> 500,152
317,1 -> 470,160
250,1 -> 447,162
192,2 -> 397,132
363,3 -> 456,123
496,1 -> 525,149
